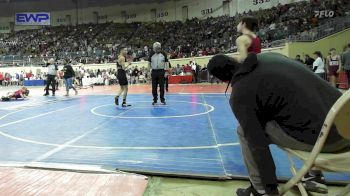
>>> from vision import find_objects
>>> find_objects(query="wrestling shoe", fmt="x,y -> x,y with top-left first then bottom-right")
302,171 -> 328,194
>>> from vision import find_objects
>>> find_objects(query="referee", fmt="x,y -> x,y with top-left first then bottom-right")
44,58 -> 58,96
149,42 -> 169,105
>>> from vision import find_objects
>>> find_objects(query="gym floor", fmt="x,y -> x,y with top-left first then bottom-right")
0,84 -> 348,195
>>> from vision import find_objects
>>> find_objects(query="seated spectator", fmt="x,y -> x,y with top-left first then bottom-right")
295,55 -> 304,63
184,64 -> 192,74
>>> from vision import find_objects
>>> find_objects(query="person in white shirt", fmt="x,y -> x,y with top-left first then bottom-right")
191,60 -> 197,83
313,51 -> 326,80
44,58 -> 58,96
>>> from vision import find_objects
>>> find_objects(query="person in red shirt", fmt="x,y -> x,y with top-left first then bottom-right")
234,16 -> 261,63
184,64 -> 192,73
0,72 -> 3,86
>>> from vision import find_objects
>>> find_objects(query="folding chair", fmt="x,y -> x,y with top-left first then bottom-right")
279,90 -> 350,196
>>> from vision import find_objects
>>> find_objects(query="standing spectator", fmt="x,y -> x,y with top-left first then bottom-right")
19,72 -> 24,86
342,43 -> 350,88
131,66 -> 140,84
57,70 -> 64,89
326,48 -> 342,87
305,54 -> 315,69
149,42 -> 169,105
62,60 -> 78,96
164,63 -> 172,92
75,68 -> 81,86
44,58 -> 58,96
313,51 -> 326,80
191,61 -> 198,83
195,63 -> 201,83
79,67 -> 85,86
0,72 -> 3,86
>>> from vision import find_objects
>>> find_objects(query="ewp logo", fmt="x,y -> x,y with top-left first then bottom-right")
15,13 -> 51,26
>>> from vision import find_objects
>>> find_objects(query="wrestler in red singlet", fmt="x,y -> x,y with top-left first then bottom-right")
247,35 -> 262,54
14,89 -> 24,99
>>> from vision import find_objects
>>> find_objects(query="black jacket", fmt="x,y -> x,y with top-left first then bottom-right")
305,57 -> 315,66
230,53 -> 342,185
62,64 -> 75,79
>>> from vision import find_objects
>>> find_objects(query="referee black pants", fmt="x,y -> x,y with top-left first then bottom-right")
45,75 -> 56,95
151,69 -> 165,102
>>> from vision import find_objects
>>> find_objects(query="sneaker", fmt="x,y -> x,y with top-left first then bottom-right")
115,96 -> 119,106
302,171 -> 328,194
1,97 -> 10,101
152,101 -> 157,105
236,184 -> 278,196
43,93 -> 49,96
161,100 -> 166,105
52,94 -> 55,97
75,90 -> 78,95
64,94 -> 69,97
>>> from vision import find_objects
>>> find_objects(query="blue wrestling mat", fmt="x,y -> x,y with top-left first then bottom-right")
0,94 -> 348,182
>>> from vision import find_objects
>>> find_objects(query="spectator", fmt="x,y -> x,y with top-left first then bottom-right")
326,48 -> 342,87
313,51 -> 326,80
62,60 -> 78,96
184,64 -> 192,74
0,72 -> 3,86
295,55 -> 304,63
131,66 -> 140,84
342,43 -> 350,88
305,54 -> 315,69
174,64 -> 182,75
208,53 -> 349,196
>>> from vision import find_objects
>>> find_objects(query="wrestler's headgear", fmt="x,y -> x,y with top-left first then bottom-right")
207,54 -> 238,81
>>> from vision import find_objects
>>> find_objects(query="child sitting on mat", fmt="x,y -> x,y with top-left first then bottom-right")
1,87 -> 30,101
